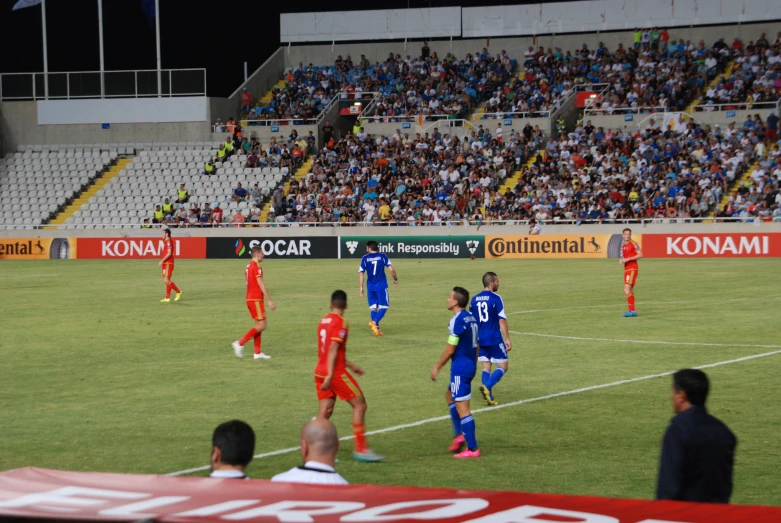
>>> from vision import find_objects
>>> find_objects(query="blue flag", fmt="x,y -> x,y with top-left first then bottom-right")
141,0 -> 155,28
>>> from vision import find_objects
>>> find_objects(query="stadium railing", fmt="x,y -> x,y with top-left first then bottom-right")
0,69 -> 207,101
583,106 -> 668,117
475,110 -> 553,120
693,99 -> 781,112
232,91 -> 375,130
5,217 -> 774,230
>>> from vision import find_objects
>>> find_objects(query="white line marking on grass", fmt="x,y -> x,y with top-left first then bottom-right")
507,296 -> 780,315
166,348 -> 781,476
509,331 -> 781,349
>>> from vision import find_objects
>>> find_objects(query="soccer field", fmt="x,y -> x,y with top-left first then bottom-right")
2,257 -> 780,506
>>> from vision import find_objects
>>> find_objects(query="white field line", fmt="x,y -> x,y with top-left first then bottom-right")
166,347 -> 781,476
508,331 -> 781,349
507,296 -> 781,315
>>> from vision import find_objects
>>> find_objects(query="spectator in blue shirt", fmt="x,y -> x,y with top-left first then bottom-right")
232,183 -> 248,203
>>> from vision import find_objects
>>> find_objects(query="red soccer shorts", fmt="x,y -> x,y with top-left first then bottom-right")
315,372 -> 363,402
624,269 -> 638,286
162,263 -> 174,278
246,299 -> 266,321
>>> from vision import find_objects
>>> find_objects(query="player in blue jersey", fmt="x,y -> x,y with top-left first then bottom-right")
431,286 -> 480,459
470,272 -> 512,406
358,240 -> 398,336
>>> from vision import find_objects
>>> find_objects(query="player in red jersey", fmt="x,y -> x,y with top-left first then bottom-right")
316,290 -> 384,462
158,228 -> 182,303
620,228 -> 643,317
232,245 -> 276,359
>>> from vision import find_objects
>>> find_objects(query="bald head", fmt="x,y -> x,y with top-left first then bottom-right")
300,418 -> 339,466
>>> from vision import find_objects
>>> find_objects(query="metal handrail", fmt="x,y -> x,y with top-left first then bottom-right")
5,216 -> 776,230
584,106 -> 667,116
476,110 -> 552,120
693,99 -> 781,112
359,114 -> 467,124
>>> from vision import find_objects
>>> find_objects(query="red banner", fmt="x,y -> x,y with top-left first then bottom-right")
0,468 -> 779,522
576,91 -> 602,108
642,233 -> 781,258
76,238 -> 207,259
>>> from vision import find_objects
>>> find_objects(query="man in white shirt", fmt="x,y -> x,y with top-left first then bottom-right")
271,418 -> 348,485
209,420 -> 255,479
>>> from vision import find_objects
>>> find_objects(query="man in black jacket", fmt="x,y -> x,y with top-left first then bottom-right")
656,369 -> 737,503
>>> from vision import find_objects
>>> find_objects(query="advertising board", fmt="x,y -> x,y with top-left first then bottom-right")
340,236 -> 484,259
206,237 -> 338,259
485,234 -> 628,259
76,238 -> 206,259
0,238 -> 75,260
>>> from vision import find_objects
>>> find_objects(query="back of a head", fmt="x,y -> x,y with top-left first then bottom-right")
331,289 -> 347,309
366,240 -> 379,252
452,286 -> 470,308
673,369 -> 710,406
482,272 -> 498,289
302,418 -> 339,458
213,420 -> 256,466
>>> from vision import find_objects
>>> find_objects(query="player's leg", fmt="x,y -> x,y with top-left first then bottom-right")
252,318 -> 270,359
485,344 -> 509,402
232,303 -> 265,358
342,374 -> 384,461
374,289 -> 389,330
446,387 -> 465,453
168,265 -> 181,301
478,347 -> 492,404
318,397 -> 336,419
623,271 -> 637,316
368,291 -> 381,336
452,378 -> 479,457
161,268 -> 172,302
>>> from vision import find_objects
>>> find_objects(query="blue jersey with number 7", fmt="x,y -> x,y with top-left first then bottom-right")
359,252 -> 392,291
469,290 -> 506,346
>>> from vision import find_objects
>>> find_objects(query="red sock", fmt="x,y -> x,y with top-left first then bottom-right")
169,281 -> 180,293
253,332 -> 262,355
239,328 -> 258,346
165,283 -> 172,299
627,293 -> 635,312
353,423 -> 367,453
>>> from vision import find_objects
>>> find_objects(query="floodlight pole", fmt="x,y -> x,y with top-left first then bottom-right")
98,0 -> 105,98
41,0 -> 49,99
155,0 -> 162,97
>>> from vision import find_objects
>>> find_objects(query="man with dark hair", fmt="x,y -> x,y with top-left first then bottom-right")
657,369 -> 737,503
232,245 -> 276,359
271,418 -> 349,485
210,420 -> 255,478
359,240 -> 398,336
620,228 -> 643,317
158,228 -> 181,303
431,287 -> 480,458
470,272 -> 511,406
315,290 -> 384,462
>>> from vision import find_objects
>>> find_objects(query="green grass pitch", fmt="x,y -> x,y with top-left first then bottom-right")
1,257 -> 780,506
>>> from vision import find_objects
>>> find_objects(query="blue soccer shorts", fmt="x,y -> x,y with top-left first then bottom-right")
367,288 -> 390,310
478,343 -> 508,364
449,374 -> 474,402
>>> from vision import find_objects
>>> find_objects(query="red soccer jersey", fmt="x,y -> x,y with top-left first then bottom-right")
622,240 -> 640,271
245,261 -> 264,300
315,313 -> 348,377
163,237 -> 175,263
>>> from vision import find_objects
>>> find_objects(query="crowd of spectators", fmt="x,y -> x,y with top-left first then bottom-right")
242,46 -> 516,124
263,124 -> 539,225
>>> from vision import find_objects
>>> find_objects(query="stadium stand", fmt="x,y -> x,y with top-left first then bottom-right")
0,146 -> 119,230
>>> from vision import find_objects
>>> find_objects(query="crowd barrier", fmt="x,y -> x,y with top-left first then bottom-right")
2,233 -> 780,260
2,467 -> 780,522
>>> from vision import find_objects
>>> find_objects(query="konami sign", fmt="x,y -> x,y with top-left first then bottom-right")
77,238 -> 207,259
643,233 -> 781,258
1,468 -> 780,523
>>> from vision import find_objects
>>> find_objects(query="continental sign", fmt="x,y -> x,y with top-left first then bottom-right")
642,233 -> 781,258
340,236 -> 484,259
486,234 -> 629,259
0,238 -> 74,260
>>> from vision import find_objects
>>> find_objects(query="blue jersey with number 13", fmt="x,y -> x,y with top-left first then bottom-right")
470,290 -> 507,347
359,252 -> 392,291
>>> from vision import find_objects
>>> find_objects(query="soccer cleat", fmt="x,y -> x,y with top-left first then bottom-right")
232,341 -> 244,359
448,435 -> 466,453
253,352 -> 271,360
353,449 -> 385,462
454,448 -> 481,459
160,298 -> 170,303
369,321 -> 381,336
623,311 -> 638,317
479,385 -> 498,406
175,292 -> 182,302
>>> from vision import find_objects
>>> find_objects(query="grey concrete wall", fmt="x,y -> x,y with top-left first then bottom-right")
586,107 -> 781,131
360,116 -> 550,141
230,48 -> 285,104
211,124 -> 320,145
283,22 -> 781,68
3,222 -> 779,239
208,97 -> 238,126
0,101 -> 216,154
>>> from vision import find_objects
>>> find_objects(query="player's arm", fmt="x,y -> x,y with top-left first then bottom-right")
158,247 -> 172,267
320,340 -> 341,390
358,270 -> 365,297
256,276 -> 276,310
431,339 -> 457,381
345,359 -> 364,377
499,319 -> 512,351
388,265 -> 398,286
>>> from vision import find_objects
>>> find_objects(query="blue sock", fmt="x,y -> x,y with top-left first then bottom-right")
375,308 -> 387,326
487,368 -> 506,390
481,370 -> 490,387
370,309 -> 378,323
460,415 -> 478,450
448,402 -> 461,437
